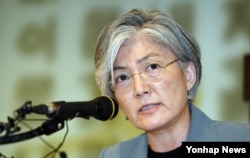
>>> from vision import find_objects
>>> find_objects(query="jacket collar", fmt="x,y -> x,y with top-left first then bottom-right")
187,103 -> 217,141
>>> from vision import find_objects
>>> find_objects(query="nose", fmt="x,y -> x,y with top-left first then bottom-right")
132,73 -> 149,96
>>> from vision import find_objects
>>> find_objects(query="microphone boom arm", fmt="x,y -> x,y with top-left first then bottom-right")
0,119 -> 64,145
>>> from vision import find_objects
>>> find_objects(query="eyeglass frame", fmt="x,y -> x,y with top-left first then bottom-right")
109,58 -> 179,93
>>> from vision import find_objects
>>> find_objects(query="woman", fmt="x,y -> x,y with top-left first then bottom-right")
94,9 -> 250,158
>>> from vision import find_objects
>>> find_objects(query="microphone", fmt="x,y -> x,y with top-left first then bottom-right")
31,96 -> 119,121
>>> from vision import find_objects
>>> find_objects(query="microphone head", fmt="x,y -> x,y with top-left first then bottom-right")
93,96 -> 119,121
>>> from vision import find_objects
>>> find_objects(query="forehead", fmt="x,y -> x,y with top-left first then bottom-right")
114,37 -> 175,65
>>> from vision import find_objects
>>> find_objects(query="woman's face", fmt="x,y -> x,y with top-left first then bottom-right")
113,37 -> 196,132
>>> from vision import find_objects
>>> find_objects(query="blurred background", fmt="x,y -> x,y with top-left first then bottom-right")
0,0 -> 249,157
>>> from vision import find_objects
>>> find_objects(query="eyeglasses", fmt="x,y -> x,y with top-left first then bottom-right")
110,58 -> 179,93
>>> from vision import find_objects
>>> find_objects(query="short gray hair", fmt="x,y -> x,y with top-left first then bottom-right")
95,9 -> 201,102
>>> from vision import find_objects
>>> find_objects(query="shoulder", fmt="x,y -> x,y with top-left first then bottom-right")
213,120 -> 250,141
188,104 -> 250,141
99,134 -> 147,158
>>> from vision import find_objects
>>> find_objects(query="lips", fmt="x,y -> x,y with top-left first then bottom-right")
139,103 -> 160,112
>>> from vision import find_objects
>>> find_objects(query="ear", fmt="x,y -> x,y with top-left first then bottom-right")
184,62 -> 196,91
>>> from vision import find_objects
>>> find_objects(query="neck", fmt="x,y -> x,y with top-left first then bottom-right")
147,104 -> 190,152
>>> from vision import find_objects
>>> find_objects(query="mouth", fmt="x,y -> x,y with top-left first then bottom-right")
139,103 -> 160,112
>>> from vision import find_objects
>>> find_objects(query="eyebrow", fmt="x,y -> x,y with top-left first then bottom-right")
113,52 -> 160,71
137,52 -> 159,64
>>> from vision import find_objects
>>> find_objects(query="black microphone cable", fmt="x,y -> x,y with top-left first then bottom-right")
20,119 -> 68,158
16,117 -> 68,158
42,120 -> 69,158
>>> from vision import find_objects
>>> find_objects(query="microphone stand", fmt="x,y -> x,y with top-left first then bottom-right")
0,101 -> 65,145
0,119 -> 64,145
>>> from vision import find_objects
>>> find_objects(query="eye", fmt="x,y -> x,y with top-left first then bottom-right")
115,74 -> 130,83
146,63 -> 160,71
144,63 -> 164,78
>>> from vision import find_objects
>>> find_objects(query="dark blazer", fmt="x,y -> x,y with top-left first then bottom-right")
99,104 -> 250,158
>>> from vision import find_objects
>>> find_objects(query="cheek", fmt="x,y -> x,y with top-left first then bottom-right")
115,94 -> 133,115
155,70 -> 188,100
